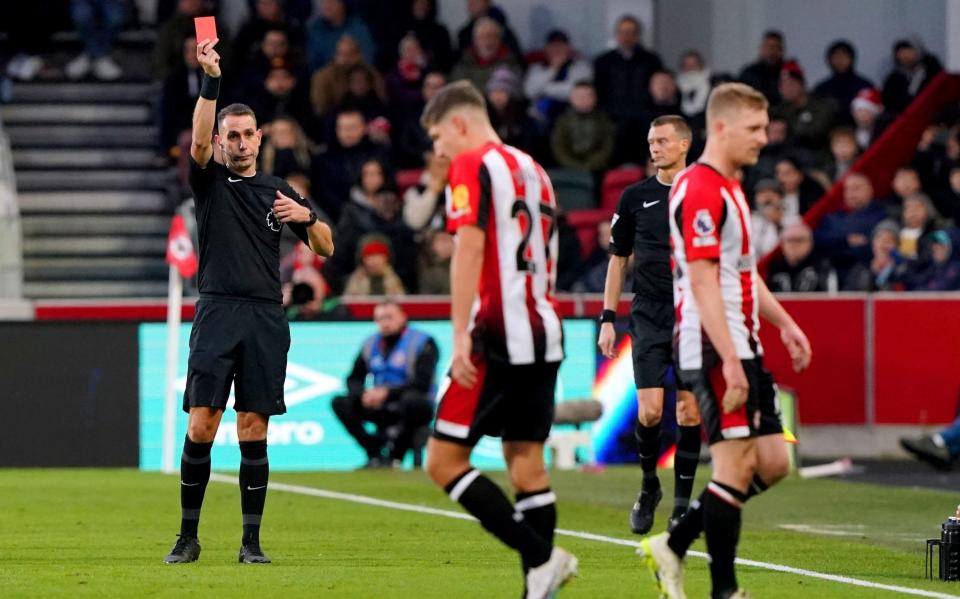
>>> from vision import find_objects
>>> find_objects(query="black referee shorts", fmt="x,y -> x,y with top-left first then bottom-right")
629,296 -> 689,391
183,298 -> 290,416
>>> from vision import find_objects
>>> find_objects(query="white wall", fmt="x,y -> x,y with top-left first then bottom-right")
947,0 -> 960,71
436,0 -> 655,56
438,0 -> 949,86
699,0 -> 947,85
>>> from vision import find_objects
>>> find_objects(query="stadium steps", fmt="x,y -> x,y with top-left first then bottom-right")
17,190 -> 168,213
8,65 -> 177,299
24,257 -> 168,281
20,215 -> 171,236
1,103 -> 151,125
16,169 -> 175,191
7,82 -> 155,103
23,236 -> 167,257
23,280 -> 170,298
14,149 -> 158,169
6,125 -> 160,148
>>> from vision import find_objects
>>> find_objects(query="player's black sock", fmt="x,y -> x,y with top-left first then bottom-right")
745,473 -> 769,499
703,481 -> 747,599
636,421 -> 662,493
672,425 -> 701,519
239,439 -> 269,546
516,488 -> 556,569
445,469 -> 552,568
179,435 -> 212,538
667,492 -> 703,558
667,473 -> 771,558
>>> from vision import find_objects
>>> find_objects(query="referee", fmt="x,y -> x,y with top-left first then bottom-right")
164,37 -> 334,565
597,115 -> 702,535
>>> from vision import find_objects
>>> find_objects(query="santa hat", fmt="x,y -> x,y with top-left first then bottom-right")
851,88 -> 883,115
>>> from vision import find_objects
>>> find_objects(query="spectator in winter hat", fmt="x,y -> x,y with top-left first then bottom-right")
850,87 -> 886,149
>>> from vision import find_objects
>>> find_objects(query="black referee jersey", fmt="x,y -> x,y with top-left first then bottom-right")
189,157 -> 312,303
608,175 -> 674,304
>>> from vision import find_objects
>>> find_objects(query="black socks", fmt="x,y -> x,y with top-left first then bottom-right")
703,481 -> 747,599
672,425 -> 701,519
667,494 -> 703,558
445,469 -> 552,569
179,435 -> 212,538
239,439 -> 269,546
515,488 -> 557,569
636,422 -> 662,493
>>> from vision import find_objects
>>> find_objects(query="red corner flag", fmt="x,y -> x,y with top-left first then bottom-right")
166,214 -> 198,278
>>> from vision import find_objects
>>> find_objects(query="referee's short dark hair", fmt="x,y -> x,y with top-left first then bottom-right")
420,80 -> 486,128
650,114 -> 692,141
217,103 -> 257,129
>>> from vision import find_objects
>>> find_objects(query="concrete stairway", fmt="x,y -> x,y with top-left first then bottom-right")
4,75 -> 177,299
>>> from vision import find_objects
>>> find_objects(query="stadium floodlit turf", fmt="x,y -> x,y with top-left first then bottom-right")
1,467 -> 957,598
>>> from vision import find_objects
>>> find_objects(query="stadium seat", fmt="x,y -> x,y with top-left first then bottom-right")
601,166 -> 643,213
548,168 -> 596,211
565,208 -> 609,260
396,168 -> 424,197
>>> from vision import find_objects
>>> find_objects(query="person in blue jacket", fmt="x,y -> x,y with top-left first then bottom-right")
814,172 -> 886,281
332,300 -> 438,467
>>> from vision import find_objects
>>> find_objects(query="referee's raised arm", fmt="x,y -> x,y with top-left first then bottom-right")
191,38 -> 222,167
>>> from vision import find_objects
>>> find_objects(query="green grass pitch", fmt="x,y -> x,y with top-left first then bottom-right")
1,466 -> 957,598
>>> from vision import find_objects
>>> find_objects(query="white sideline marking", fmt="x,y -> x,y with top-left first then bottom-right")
780,523 -> 866,537
207,473 -> 958,599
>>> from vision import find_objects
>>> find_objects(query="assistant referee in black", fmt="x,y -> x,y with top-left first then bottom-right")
597,115 -> 702,536
164,37 -> 334,565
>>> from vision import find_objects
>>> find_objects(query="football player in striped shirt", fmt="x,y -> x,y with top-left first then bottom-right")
420,80 -> 577,599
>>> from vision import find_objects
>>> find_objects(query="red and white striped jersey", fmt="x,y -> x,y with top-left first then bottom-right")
669,163 -> 762,370
446,142 -> 564,365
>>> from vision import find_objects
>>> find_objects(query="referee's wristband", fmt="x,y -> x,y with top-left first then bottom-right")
200,74 -> 221,100
599,309 -> 616,324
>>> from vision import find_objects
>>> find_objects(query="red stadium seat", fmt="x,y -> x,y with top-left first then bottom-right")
396,169 -> 424,197
601,166 -> 643,213
565,208 -> 610,260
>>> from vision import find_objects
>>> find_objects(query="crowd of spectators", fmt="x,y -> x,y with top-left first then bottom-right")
149,0 -> 960,315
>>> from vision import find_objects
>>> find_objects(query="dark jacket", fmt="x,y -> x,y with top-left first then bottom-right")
882,54 -> 943,114
813,70 -> 873,121
769,95 -> 838,152
766,254 -> 833,292
314,138 -> 391,220
407,16 -> 453,73
814,203 -> 887,274
550,108 -> 615,171
904,259 -> 960,291
842,257 -> 906,291
739,59 -> 783,103
593,46 -> 663,120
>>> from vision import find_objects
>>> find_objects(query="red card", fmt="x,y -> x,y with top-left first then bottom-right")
194,16 -> 217,43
